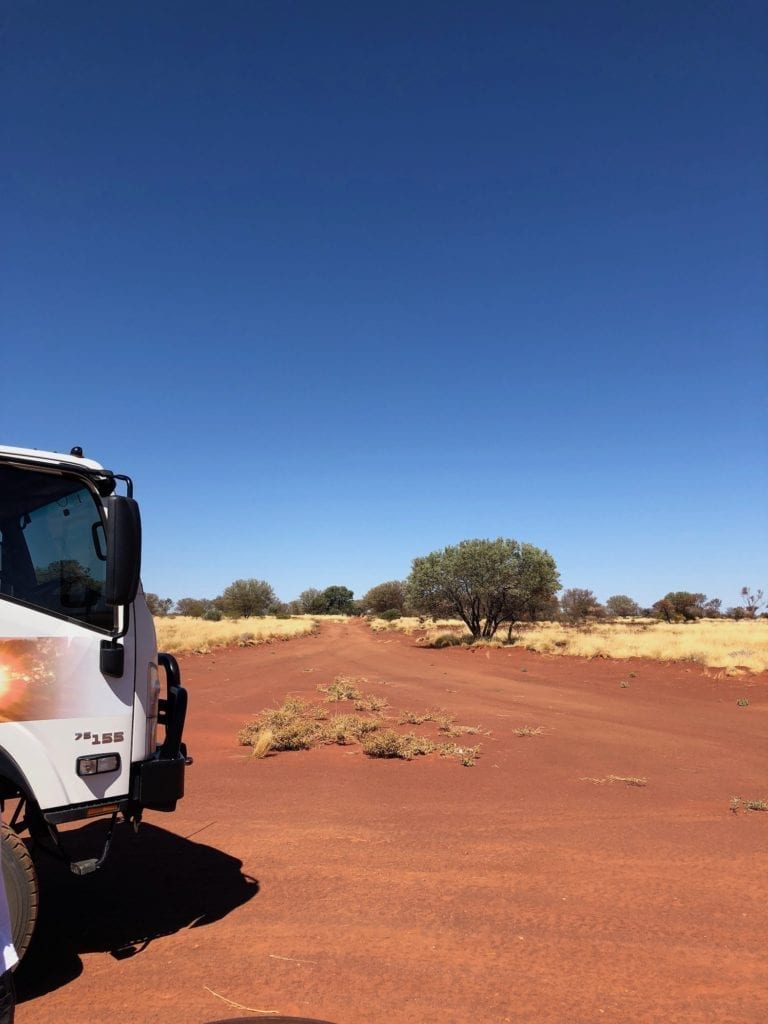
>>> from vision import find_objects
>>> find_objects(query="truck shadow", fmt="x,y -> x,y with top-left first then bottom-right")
14,821 -> 259,1002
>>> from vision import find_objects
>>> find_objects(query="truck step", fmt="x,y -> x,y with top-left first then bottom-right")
70,858 -> 99,876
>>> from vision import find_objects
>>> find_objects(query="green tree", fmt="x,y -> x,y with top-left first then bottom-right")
295,588 -> 324,613
291,585 -> 356,615
174,597 -> 213,617
654,592 -> 707,622
145,592 -> 173,616
317,585 -> 356,615
221,578 -> 277,618
605,594 -> 641,617
361,580 -> 408,615
560,588 -> 604,622
407,538 -> 559,640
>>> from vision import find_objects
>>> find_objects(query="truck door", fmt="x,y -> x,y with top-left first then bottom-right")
0,466 -> 135,811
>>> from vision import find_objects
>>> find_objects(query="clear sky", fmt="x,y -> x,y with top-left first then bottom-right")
2,1 -> 766,610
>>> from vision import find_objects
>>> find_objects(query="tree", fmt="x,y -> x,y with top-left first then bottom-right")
361,580 -> 408,615
653,598 -> 676,623
605,594 -> 641,618
293,585 -> 356,615
741,586 -> 764,619
653,592 -> 709,622
145,592 -> 173,616
561,588 -> 604,622
295,588 -> 324,614
174,597 -> 213,618
317,585 -> 356,615
407,538 -> 559,640
220,578 -> 277,618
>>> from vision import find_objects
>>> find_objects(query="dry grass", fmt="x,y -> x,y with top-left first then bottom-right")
361,729 -> 435,760
239,693 -> 482,765
372,617 -> 768,673
732,796 -> 768,812
317,675 -> 364,701
396,709 -> 483,736
436,742 -> 481,766
581,775 -> 648,787
516,620 -> 768,673
155,614 -> 318,655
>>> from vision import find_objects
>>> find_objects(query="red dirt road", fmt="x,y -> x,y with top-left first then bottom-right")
15,620 -> 768,1024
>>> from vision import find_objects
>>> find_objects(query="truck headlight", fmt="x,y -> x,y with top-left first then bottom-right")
77,754 -> 121,776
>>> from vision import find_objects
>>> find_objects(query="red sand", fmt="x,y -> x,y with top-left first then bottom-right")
15,619 -> 768,1024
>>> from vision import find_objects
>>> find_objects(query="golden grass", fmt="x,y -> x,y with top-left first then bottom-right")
371,617 -> 768,673
154,614 -> 318,655
581,775 -> 648,787
515,619 -> 768,673
239,691 -> 482,765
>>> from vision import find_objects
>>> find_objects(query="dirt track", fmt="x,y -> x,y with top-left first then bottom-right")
15,619 -> 768,1024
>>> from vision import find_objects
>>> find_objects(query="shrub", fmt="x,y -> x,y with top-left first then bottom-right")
379,608 -> 402,621
362,581 -> 408,615
238,697 -> 323,751
354,694 -> 389,712
320,714 -> 379,745
202,608 -> 223,621
318,676 -> 364,701
361,729 -> 404,758
437,742 -> 481,766
431,633 -> 465,648
361,730 -> 434,760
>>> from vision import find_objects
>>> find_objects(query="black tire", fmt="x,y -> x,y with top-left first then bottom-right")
1,825 -> 38,962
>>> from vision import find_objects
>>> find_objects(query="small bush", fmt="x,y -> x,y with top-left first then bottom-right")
318,676 -> 364,701
354,694 -> 389,712
398,710 -> 432,725
320,714 -> 380,745
202,608 -> 222,621
238,697 -> 323,751
431,634 -> 465,649
737,697 -> 750,707
361,729 -> 406,758
438,742 -> 481,766
378,608 -> 402,621
361,730 -> 435,760
743,798 -> 768,811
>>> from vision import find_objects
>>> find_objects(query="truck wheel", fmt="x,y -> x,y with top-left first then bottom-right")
1,826 -> 38,961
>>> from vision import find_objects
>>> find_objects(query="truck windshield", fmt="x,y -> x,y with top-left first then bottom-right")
0,466 -> 113,631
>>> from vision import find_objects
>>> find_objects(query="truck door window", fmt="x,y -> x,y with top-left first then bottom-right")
0,467 -> 113,631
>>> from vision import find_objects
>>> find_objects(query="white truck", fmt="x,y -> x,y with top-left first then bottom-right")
0,444 -> 189,958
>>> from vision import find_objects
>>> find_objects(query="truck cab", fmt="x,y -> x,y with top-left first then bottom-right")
0,445 -> 189,958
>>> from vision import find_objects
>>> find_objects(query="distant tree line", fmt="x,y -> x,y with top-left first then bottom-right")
144,546 -> 765,631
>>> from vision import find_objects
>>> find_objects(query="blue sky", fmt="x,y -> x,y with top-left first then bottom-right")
2,1 -> 766,609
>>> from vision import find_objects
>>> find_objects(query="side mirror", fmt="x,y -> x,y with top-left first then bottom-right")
104,496 -> 142,606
